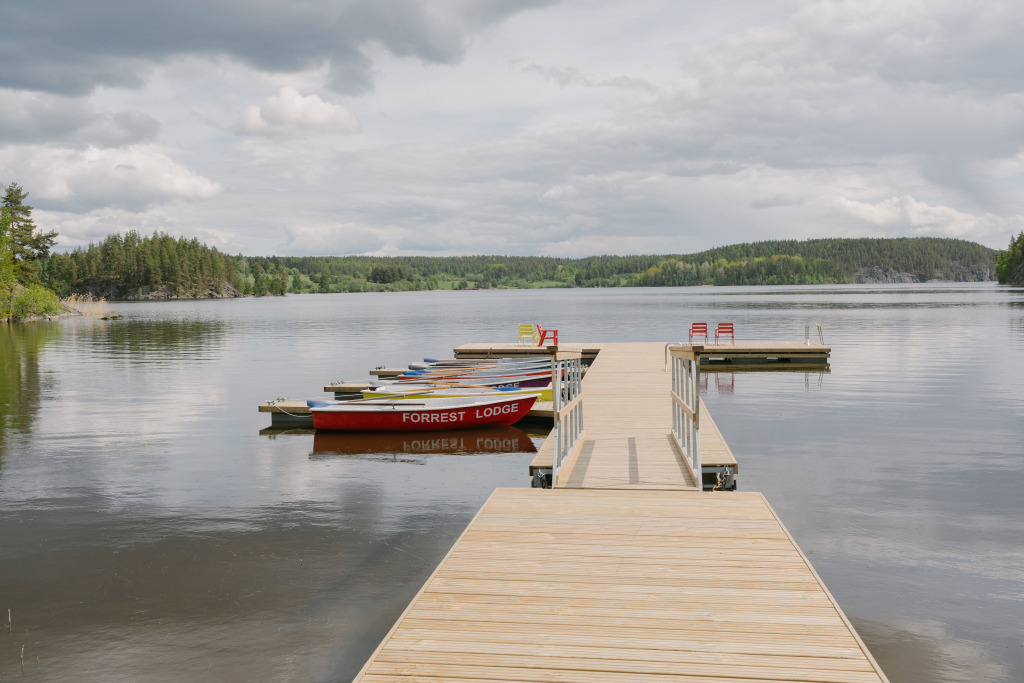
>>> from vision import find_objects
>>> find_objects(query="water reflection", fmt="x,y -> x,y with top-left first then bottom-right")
854,618 -> 1014,683
310,425 -> 537,461
699,369 -> 829,395
0,322 -> 62,465
77,318 -> 227,363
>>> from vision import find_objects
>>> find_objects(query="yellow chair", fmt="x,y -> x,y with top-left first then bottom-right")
517,323 -> 539,346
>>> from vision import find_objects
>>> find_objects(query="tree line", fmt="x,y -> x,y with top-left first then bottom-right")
37,234 -> 1001,298
256,237 -> 997,291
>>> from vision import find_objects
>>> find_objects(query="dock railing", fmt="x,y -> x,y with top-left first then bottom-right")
551,349 -> 585,487
669,345 -> 702,487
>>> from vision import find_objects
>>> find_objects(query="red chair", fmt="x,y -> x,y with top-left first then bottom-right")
688,322 -> 708,343
537,325 -> 559,346
715,322 -> 735,343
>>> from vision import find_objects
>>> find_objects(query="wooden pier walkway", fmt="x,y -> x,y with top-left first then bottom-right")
355,489 -> 885,682
526,342 -> 735,488
354,340 -> 886,682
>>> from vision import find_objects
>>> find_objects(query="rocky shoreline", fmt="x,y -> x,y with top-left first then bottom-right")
853,264 -> 994,284
80,283 -> 245,301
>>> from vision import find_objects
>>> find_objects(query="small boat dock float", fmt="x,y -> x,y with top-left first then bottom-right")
454,338 -> 830,366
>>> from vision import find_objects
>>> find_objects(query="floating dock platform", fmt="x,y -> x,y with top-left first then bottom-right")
454,339 -> 830,365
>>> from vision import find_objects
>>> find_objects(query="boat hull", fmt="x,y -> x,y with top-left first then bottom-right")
311,394 -> 539,432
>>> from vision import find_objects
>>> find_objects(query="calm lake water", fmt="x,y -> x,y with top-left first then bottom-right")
1,283 -> 1022,682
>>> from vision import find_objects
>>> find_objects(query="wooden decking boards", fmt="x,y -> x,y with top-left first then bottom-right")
350,339 -> 885,682
354,489 -> 886,682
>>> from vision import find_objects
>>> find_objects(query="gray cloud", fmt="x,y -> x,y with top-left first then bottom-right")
0,90 -> 159,146
0,0 -> 562,96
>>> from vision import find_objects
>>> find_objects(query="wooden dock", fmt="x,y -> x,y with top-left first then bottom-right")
354,489 -> 885,682
353,340 -> 886,682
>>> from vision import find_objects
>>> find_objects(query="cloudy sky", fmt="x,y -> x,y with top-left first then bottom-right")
2,0 -> 1022,257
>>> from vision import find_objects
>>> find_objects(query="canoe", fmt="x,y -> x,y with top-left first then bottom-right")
408,358 -> 551,371
390,373 -> 553,388
362,384 -> 553,402
310,394 -> 540,432
397,365 -> 557,382
398,366 -> 553,380
401,367 -> 550,379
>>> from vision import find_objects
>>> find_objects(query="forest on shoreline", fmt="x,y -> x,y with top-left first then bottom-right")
37,233 -> 999,300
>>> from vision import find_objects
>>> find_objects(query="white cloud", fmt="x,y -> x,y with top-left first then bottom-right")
835,195 -> 1024,244
0,145 -> 221,213
0,89 -> 159,147
237,87 -> 361,137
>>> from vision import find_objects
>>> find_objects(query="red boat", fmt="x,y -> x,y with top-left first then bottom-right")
310,394 -> 540,432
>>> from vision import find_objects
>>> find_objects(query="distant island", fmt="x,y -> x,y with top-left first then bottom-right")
41,234 -> 998,299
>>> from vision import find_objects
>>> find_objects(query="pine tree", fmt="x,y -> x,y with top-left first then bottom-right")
996,232 -> 1024,285
1,206 -> 17,291
3,183 -> 57,285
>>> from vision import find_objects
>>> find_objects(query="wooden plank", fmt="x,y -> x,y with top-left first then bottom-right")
258,400 -> 311,414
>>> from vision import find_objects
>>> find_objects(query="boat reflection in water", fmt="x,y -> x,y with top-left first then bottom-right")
310,424 -> 538,462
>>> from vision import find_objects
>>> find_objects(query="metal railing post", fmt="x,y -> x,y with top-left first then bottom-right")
805,322 -> 824,344
551,354 -> 562,483
550,351 -> 584,488
669,346 -> 702,489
